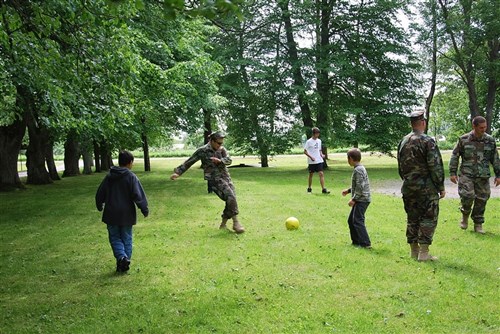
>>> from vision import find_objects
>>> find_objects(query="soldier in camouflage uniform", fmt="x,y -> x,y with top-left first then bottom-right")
397,109 -> 446,261
449,116 -> 500,234
170,132 -> 245,234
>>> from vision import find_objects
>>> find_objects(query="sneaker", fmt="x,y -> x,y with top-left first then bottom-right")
117,257 -> 131,272
322,188 -> 330,194
307,188 -> 312,193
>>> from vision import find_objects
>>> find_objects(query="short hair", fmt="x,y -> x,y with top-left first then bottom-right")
209,132 -> 225,141
312,127 -> 320,134
472,116 -> 486,126
118,150 -> 134,167
347,148 -> 362,162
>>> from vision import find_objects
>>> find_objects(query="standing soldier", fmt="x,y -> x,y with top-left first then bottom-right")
170,132 -> 245,234
397,109 -> 446,261
449,116 -> 500,234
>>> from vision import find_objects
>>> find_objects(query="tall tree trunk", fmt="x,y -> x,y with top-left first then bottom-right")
278,0 -> 314,132
0,114 -> 26,191
485,38 -> 498,133
82,149 -> 93,175
93,140 -> 102,173
25,98 -> 52,185
62,131 -> 81,177
142,132 -> 151,172
425,0 -> 438,134
100,143 -> 113,171
203,108 -> 212,144
45,137 -> 60,181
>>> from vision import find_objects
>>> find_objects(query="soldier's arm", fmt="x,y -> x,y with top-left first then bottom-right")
220,147 -> 232,166
427,139 -> 445,192
449,139 -> 462,176
173,148 -> 203,176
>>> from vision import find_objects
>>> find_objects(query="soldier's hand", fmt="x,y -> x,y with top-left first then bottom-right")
170,173 -> 180,180
210,157 -> 221,164
450,175 -> 458,184
494,177 -> 500,187
439,190 -> 446,199
341,189 -> 349,197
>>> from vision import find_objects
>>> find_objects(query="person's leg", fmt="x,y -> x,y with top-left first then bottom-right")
308,172 -> 313,191
458,175 -> 475,229
347,206 -> 358,245
107,225 -> 127,260
417,198 -> 439,261
120,225 -> 133,260
351,202 -> 371,247
403,196 -> 419,245
213,178 -> 244,233
471,178 -> 490,233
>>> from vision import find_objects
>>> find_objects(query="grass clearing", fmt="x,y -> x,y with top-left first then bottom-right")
1,154 -> 499,333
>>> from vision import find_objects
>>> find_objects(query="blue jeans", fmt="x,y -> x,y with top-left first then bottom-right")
348,202 -> 371,247
107,225 -> 133,260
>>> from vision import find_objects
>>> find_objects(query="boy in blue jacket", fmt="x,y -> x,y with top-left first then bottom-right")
96,150 -> 149,272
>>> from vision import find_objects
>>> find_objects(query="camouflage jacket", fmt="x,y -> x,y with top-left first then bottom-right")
350,164 -> 371,203
397,130 -> 445,198
449,131 -> 500,179
174,143 -> 232,181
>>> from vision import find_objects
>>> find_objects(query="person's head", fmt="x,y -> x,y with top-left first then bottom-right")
347,148 -> 362,166
472,116 -> 487,138
118,150 -> 134,168
410,108 -> 426,130
312,127 -> 320,138
209,132 -> 225,149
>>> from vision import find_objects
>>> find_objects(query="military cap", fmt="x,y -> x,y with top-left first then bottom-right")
410,108 -> 426,121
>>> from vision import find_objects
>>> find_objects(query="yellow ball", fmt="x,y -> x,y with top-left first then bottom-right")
285,217 -> 300,230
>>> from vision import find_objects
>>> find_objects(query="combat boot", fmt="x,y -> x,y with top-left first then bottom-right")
219,218 -> 228,230
232,216 -> 245,234
417,244 -> 438,262
474,223 -> 485,234
410,243 -> 419,259
459,214 -> 469,230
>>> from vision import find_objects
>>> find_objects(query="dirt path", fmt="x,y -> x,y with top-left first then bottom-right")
373,178 -> 500,199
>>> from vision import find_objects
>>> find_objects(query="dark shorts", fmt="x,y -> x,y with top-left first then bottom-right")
308,163 -> 324,173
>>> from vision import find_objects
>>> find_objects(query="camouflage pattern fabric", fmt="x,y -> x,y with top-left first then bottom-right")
449,132 -> 499,224
457,175 -> 490,224
174,143 -> 239,219
449,131 -> 500,179
397,130 -> 445,245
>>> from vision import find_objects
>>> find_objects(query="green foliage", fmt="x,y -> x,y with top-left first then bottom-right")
1,155 -> 499,333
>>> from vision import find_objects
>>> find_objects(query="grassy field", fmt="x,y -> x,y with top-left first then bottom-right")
1,154 -> 499,333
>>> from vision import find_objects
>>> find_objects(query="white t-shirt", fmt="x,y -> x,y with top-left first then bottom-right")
304,138 -> 324,165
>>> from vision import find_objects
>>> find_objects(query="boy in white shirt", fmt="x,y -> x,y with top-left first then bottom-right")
303,127 -> 330,194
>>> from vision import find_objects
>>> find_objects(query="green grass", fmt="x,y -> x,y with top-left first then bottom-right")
1,154 -> 498,333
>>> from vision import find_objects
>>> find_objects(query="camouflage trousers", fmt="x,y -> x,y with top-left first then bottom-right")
458,175 -> 490,224
402,195 -> 440,245
209,177 -> 239,219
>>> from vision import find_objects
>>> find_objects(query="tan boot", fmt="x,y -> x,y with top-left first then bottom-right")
459,214 -> 469,229
232,216 -> 245,234
219,218 -> 228,230
474,223 -> 485,234
410,243 -> 420,259
418,244 -> 438,262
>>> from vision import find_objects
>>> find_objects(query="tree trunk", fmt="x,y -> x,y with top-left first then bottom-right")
82,149 -> 93,175
278,0 -> 314,131
203,108 -> 212,144
142,132 -> 151,172
485,38 -> 498,134
62,132 -> 81,177
100,143 -> 113,171
45,138 -> 60,181
25,97 -> 52,185
425,1 -> 438,134
93,140 -> 102,173
0,115 -> 26,191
